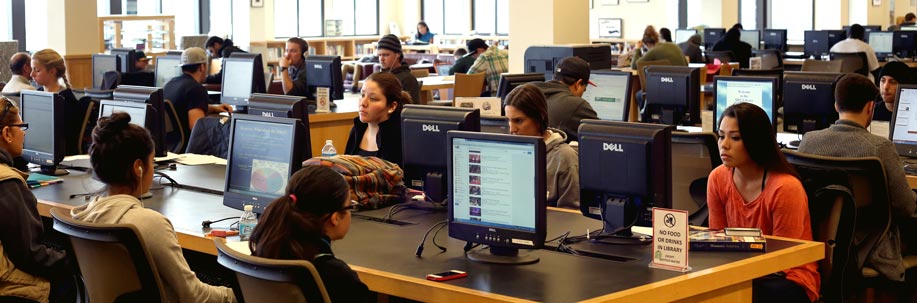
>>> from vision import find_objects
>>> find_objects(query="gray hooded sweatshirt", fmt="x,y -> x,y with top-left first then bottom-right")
545,129 -> 580,209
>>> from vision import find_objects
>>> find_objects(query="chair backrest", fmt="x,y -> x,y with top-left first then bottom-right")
782,150 -> 891,302
636,59 -> 670,91
802,59 -> 844,73
672,132 -> 721,226
49,207 -> 166,303
453,73 -> 486,99
214,240 -> 331,303
410,68 -> 430,79
704,50 -> 736,64
829,52 -> 869,76
752,49 -> 784,69
76,99 -> 98,155
101,70 -> 121,90
163,100 -> 185,154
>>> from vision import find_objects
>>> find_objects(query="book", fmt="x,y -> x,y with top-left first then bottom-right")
689,229 -> 766,252
26,173 -> 63,189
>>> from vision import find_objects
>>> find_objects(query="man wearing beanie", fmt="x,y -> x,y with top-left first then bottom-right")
468,43 -> 509,96
530,56 -> 598,142
873,61 -> 912,121
451,38 -> 488,75
799,73 -> 916,283
376,34 -> 420,104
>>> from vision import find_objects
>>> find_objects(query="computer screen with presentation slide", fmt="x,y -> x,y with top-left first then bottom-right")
713,76 -> 777,130
890,85 -> 917,157
581,71 -> 631,121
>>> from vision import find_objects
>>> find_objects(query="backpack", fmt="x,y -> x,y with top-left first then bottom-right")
303,155 -> 406,210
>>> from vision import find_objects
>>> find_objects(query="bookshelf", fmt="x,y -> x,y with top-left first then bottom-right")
251,36 -> 394,65
98,15 -> 176,54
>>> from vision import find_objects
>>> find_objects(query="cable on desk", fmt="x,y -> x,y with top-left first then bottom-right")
202,216 -> 241,228
415,220 -> 448,257
155,171 -> 224,196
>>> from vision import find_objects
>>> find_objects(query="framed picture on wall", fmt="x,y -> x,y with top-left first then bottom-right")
872,0 -> 881,6
251,0 -> 264,8
598,18 -> 623,38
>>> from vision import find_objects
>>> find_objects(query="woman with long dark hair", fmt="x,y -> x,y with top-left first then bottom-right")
344,72 -> 408,165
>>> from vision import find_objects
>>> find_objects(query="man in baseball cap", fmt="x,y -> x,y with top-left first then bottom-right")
530,56 -> 598,142
162,47 -> 232,150
376,34 -> 419,103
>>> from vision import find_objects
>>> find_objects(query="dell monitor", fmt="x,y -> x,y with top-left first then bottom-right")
763,29 -> 788,52
675,29 -> 697,45
782,72 -> 844,141
20,91 -> 67,176
581,70 -> 631,121
92,54 -> 120,89
740,30 -> 761,50
402,105 -> 481,205
869,31 -> 895,59
578,120 -> 672,243
305,55 -> 345,102
804,30 -> 846,58
112,86 -> 167,157
223,114 -> 311,214
221,57 -> 259,106
893,31 -> 917,58
496,73 -> 546,114
447,131 -> 546,264
480,116 -> 508,134
703,28 -> 726,49
246,93 -> 311,124
890,85 -> 917,157
844,25 -> 881,33
230,52 -> 268,94
110,48 -> 139,73
642,66 -> 701,126
713,76 -> 778,131
154,55 -> 182,87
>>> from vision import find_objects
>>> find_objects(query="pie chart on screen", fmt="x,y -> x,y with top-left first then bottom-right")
249,159 -> 289,195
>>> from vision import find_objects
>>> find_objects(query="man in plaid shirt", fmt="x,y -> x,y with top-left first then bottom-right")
467,45 -> 508,96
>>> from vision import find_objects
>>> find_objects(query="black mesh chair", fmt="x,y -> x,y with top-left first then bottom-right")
704,50 -> 736,64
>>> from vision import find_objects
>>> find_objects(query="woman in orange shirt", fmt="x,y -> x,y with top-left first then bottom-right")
707,103 -> 820,302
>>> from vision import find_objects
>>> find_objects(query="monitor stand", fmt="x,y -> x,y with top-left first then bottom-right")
35,165 -> 69,176
466,246 -> 539,265
590,229 -> 653,245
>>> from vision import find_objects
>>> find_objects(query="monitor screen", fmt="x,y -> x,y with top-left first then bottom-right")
869,31 -> 894,54
496,73 -> 545,102
111,86 -> 167,157
703,28 -> 726,48
20,91 -> 65,174
714,76 -> 778,130
221,58 -> 256,105
305,55 -> 344,100
223,115 -> 309,214
675,29 -> 696,45
894,31 -> 917,57
447,131 -> 546,265
155,56 -> 182,87
763,29 -> 788,51
110,48 -> 138,73
643,66 -> 701,126
900,26 -> 917,31
480,116 -> 508,134
581,71 -> 630,121
740,30 -> 760,50
92,54 -> 119,89
890,85 -> 917,157
99,100 -> 149,127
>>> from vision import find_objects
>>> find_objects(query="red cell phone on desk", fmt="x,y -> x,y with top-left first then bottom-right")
426,270 -> 467,282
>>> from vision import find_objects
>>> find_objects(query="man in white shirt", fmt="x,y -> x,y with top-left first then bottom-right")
1,52 -> 35,95
829,24 -> 880,82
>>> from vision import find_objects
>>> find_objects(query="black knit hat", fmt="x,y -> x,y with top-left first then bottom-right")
377,34 -> 402,53
879,61 -> 913,84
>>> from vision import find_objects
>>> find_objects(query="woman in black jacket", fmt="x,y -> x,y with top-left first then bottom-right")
344,72 -> 410,165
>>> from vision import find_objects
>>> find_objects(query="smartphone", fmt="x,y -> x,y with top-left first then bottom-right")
426,270 -> 467,282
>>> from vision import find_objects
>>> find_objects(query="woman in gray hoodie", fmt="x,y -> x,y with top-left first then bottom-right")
504,84 -> 580,209
70,112 -> 236,303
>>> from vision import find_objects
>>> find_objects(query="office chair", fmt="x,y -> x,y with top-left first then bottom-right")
672,132 -> 721,227
50,207 -> 167,303
783,150 -> 891,303
752,49 -> 784,69
214,239 -> 331,303
704,50 -> 736,65
801,59 -> 843,73
829,52 -> 870,77
75,99 -> 99,155
185,116 -> 231,158
431,72 -> 486,107
163,100 -> 185,154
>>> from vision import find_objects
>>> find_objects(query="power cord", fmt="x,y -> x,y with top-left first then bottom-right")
202,216 -> 241,229
415,220 -> 448,257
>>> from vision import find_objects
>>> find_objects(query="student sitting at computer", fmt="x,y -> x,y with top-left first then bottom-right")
659,27 -> 672,43
70,112 -> 237,303
280,37 -> 311,97
31,48 -> 83,155
504,84 -> 579,209
205,36 -> 244,59
708,103 -> 819,302
531,56 -> 598,143
415,21 -> 435,44
2,52 -> 35,96
376,34 -> 420,104
873,61 -> 912,121
798,74 -> 916,283
712,26 -> 753,68
679,34 -> 704,64
450,38 -> 488,76
345,72 -> 406,165
468,43 -> 509,97
829,24 -> 880,82
0,99 -> 72,303
163,47 -> 233,148
631,26 -> 688,69
249,165 -> 370,302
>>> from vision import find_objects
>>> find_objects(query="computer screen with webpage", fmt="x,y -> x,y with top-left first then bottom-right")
581,71 -> 630,121
714,77 -> 776,130
891,86 -> 917,157
155,56 -> 182,87
869,32 -> 894,54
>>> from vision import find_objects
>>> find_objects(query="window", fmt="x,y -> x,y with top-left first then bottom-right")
473,0 -> 508,35
0,0 -> 10,41
330,0 -> 378,36
423,0 -> 470,36
24,0 -> 47,51
209,0 -> 232,38
274,0 -> 322,38
768,0 -> 812,42
163,0 -> 200,39
739,0 -> 757,30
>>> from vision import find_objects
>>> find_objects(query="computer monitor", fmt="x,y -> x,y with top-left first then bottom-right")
581,70 -> 631,121
901,26 -> 917,31
230,52 -> 267,95
713,76 -> 778,131
890,85 -> 917,157
112,85 -> 167,157
402,105 -> 481,205
496,73 -> 545,114
480,116 -> 508,134
782,71 -> 844,137
246,93 -> 311,124
763,29 -> 788,52
110,48 -> 139,73
578,120 -> 672,243
675,29 -> 697,45
869,31 -> 895,59
447,131 -> 546,265
845,25 -> 882,33
740,30 -> 760,50
642,66 -> 701,126
154,55 -> 182,87
804,30 -> 846,58
92,54 -> 120,89
223,114 -> 311,214
893,30 -> 917,58
98,100 -> 157,165
221,57 -> 258,106
20,91 -> 67,176
305,55 -> 345,101
703,28 -> 726,49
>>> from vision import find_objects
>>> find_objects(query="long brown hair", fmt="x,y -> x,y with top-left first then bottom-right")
504,83 -> 549,134
719,103 -> 799,179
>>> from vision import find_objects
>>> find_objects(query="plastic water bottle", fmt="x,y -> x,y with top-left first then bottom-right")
238,205 -> 258,241
321,140 -> 337,157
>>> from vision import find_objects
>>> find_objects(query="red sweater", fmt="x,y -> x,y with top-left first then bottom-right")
706,165 -> 820,302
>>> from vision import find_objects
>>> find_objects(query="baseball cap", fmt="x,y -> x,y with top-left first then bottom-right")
554,56 -> 596,86
136,51 -> 149,62
180,47 -> 208,67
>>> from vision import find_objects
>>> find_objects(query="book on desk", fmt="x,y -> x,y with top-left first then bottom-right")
27,173 -> 63,189
690,229 -> 766,252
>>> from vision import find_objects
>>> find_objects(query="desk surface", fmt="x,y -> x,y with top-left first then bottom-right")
33,163 -> 823,303
417,75 -> 454,90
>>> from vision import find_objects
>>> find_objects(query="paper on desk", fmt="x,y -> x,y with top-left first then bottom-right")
154,152 -> 183,162
869,121 -> 890,139
226,241 -> 252,255
175,154 -> 227,166
631,226 -> 652,237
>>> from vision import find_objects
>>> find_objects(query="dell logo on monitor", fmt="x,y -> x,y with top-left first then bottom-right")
422,124 -> 440,132
801,84 -> 817,91
261,112 -> 275,117
603,142 -> 623,152
661,77 -> 674,83
313,64 -> 323,69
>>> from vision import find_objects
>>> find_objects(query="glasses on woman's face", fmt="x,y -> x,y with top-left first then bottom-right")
342,200 -> 360,212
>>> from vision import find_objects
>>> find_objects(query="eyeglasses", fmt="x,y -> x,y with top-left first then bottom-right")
6,123 -> 27,131
342,200 -> 360,212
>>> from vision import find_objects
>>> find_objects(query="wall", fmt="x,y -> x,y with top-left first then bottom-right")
590,0 -> 679,41
896,0 -> 917,20
865,0 -> 891,26
509,0 -> 589,73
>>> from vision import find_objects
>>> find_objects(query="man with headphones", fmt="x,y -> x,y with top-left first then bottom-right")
280,37 -> 311,98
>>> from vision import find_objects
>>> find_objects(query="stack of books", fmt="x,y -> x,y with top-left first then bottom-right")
689,227 -> 766,252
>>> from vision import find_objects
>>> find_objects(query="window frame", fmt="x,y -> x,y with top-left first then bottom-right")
273,0 -> 324,38
422,0 -> 468,36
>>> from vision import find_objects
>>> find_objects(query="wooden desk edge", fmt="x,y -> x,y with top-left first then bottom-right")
353,265 -> 536,303
907,174 -> 917,189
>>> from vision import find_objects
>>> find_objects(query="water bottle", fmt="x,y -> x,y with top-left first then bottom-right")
321,140 -> 337,157
238,205 -> 258,241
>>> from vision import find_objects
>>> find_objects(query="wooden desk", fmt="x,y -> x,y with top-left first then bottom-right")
418,75 -> 455,90
907,175 -> 917,189
309,95 -> 359,156
33,164 -> 823,303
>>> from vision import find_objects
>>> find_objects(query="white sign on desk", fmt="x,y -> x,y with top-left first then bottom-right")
316,87 -> 331,112
649,207 -> 691,272
455,97 -> 501,117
